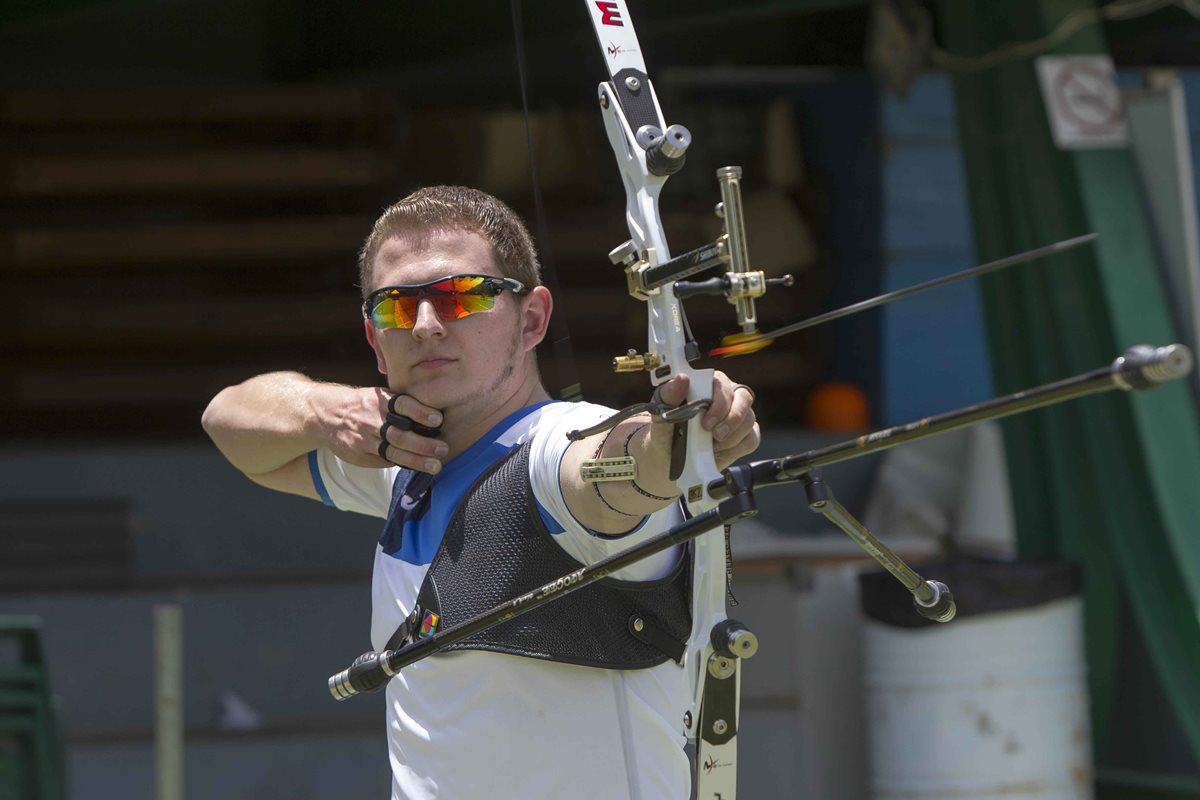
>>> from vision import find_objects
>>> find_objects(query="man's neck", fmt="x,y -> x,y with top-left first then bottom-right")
438,368 -> 552,463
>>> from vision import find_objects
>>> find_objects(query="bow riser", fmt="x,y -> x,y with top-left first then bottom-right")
595,81 -> 722,505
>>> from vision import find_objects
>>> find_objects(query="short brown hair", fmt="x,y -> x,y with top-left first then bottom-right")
358,186 -> 541,298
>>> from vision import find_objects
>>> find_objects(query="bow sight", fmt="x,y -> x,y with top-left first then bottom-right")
611,164 -> 797,371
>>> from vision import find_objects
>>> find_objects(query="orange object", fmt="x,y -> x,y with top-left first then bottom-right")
709,331 -> 773,358
806,382 -> 870,431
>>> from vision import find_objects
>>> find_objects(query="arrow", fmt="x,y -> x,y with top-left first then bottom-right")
709,232 -> 1098,357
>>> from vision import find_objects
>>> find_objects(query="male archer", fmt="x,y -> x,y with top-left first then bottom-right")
202,185 -> 760,799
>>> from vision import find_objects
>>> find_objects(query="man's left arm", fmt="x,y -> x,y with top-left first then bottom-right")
559,372 -> 760,536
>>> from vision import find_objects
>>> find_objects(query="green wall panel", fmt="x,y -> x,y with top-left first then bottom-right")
940,0 -> 1200,763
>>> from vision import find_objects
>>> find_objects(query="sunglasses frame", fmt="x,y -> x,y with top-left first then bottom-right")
362,274 -> 530,329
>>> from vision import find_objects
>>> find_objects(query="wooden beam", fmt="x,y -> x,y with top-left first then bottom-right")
0,216 -> 370,271
10,293 -> 354,349
2,148 -> 396,198
0,86 -> 397,127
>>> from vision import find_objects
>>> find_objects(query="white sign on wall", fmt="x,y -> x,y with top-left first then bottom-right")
1035,55 -> 1129,149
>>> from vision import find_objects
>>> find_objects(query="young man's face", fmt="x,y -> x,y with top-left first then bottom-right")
363,229 -> 540,413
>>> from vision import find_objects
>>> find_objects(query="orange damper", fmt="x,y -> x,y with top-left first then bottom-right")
805,382 -> 870,431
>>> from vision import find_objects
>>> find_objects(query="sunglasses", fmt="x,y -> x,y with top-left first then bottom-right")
363,275 -> 529,330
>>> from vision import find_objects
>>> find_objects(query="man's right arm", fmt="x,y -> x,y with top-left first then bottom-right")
200,371 -> 442,499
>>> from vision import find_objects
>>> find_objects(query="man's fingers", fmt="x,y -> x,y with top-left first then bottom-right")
715,422 -> 762,469
701,373 -> 737,431
654,374 -> 690,408
378,422 -> 393,461
384,425 -> 448,458
712,410 -> 755,448
382,424 -> 447,474
703,371 -> 758,466
381,393 -> 443,429
372,392 -> 444,472
377,442 -> 443,474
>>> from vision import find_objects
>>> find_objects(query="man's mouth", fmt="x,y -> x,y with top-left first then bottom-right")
414,356 -> 456,369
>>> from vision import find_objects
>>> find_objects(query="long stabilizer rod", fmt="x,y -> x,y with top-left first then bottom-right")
703,343 -> 1191,625
708,343 -> 1193,496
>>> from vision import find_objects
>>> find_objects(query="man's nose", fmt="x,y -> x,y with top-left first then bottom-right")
410,299 -> 446,341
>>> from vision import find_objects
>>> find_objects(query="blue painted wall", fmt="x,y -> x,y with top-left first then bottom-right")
880,70 -> 1200,427
1188,73 -> 1200,211
880,75 -> 993,426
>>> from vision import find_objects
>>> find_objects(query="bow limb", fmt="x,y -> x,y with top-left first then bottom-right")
593,89 -> 722,509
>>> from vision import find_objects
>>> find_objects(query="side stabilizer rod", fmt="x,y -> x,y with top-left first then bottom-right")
802,469 -> 955,623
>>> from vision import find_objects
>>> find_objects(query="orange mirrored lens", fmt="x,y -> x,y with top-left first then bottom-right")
369,276 -> 497,329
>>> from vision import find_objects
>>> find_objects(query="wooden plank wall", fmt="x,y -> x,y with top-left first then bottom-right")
1,86 -> 820,440
1,86 -> 401,439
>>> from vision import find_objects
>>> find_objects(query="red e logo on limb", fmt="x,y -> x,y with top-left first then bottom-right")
596,1 -> 624,26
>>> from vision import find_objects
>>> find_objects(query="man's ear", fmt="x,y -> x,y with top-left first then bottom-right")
364,318 -> 388,375
520,286 -> 553,352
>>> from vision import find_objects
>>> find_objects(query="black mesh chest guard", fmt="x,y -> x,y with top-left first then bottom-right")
411,442 -> 692,669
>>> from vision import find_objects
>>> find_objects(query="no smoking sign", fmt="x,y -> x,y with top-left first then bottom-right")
1036,55 -> 1129,149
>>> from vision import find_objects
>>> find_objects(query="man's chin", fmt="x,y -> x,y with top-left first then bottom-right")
390,379 -> 467,412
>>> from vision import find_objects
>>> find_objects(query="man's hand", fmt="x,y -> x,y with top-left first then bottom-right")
653,371 -> 760,470
325,388 -> 446,474
560,370 -> 761,535
203,373 -> 449,502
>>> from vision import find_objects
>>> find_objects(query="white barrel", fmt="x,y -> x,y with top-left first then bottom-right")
864,596 -> 1092,799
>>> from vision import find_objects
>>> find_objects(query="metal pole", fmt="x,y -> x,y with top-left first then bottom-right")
155,604 -> 184,800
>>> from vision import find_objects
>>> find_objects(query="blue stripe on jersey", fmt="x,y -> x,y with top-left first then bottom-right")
308,450 -> 334,507
384,401 -> 554,566
534,495 -> 565,535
